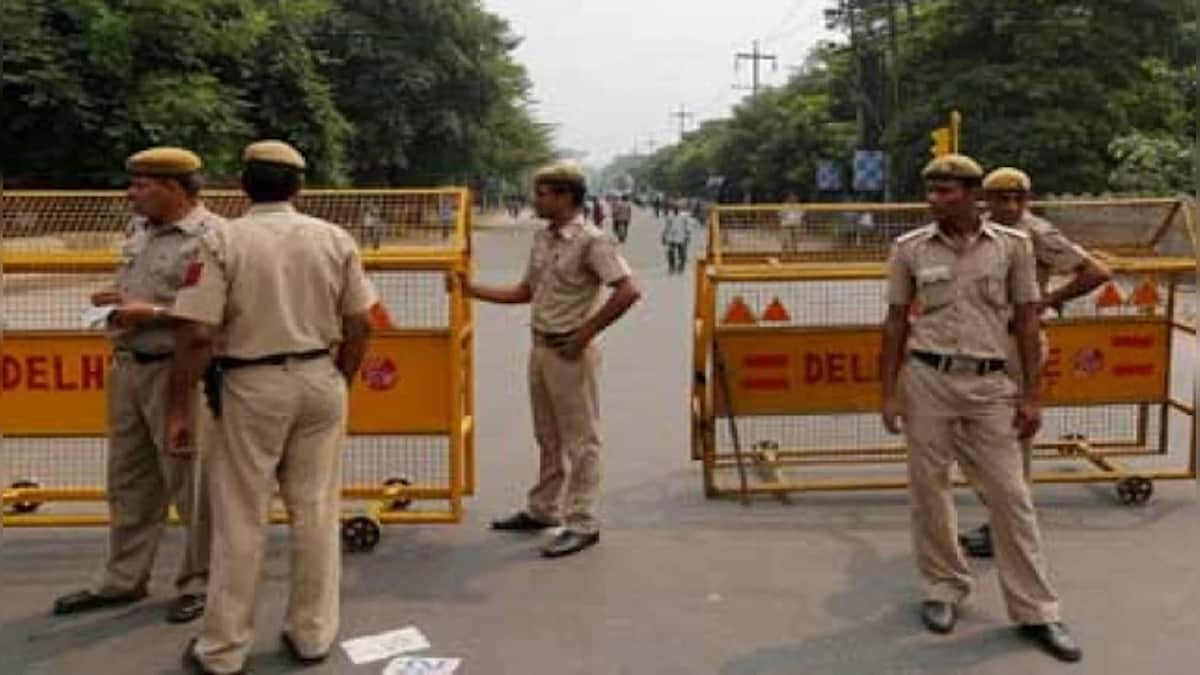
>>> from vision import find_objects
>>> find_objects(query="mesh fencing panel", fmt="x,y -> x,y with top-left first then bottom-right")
2,189 -> 471,522
710,198 -> 1194,262
1,189 -> 467,254
699,198 -> 1197,497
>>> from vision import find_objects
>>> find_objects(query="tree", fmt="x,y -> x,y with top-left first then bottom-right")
1108,132 -> 1194,195
630,0 -> 1197,202
885,0 -> 1194,196
1,0 -> 549,188
629,63 -> 856,202
315,0 -> 551,187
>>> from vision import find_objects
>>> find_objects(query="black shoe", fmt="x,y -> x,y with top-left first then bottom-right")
166,593 -> 206,624
542,530 -> 600,558
1018,622 -> 1082,662
52,587 -> 148,616
920,601 -> 958,634
491,511 -> 559,532
281,632 -> 328,665
182,637 -> 246,674
959,524 -> 994,559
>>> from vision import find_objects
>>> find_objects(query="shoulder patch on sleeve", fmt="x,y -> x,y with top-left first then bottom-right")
183,260 -> 205,287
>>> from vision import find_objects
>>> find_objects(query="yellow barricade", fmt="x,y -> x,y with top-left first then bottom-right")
692,198 -> 1198,505
1,189 -> 475,552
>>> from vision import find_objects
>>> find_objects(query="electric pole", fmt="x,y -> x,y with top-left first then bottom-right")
734,40 -> 778,96
670,106 -> 695,142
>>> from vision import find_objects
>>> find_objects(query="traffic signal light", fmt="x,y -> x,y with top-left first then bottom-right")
930,127 -> 952,157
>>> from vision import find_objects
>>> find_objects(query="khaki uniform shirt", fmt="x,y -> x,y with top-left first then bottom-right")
1013,212 -> 1089,291
113,204 -> 226,354
524,215 -> 632,334
171,202 -> 377,359
886,220 -> 1040,360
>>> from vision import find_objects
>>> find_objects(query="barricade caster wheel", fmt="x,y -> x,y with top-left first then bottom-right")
8,480 -> 42,514
342,516 -> 381,553
1115,476 -> 1153,506
383,476 -> 413,511
1059,433 -> 1087,457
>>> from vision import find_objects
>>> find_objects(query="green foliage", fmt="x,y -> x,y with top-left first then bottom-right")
1108,132 -> 1195,195
626,0 -> 1197,201
886,0 -> 1194,197
0,0 -> 550,188
313,0 -> 552,188
634,67 -> 857,202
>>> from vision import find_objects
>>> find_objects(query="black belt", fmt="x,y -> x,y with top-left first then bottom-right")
216,349 -> 329,371
532,330 -> 574,346
911,350 -> 1005,375
118,350 -> 173,365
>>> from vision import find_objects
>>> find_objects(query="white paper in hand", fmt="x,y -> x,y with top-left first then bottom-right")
81,305 -> 117,329
341,626 -> 431,665
383,657 -> 462,675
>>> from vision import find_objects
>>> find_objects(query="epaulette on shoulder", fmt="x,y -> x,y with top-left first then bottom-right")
895,223 -> 935,245
989,222 -> 1030,240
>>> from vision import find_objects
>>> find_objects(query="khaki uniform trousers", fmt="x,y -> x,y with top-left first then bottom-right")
1005,333 -> 1050,479
900,360 -> 1061,624
526,342 -> 603,534
99,354 -> 210,596
958,334 -> 1049,497
195,357 -> 346,674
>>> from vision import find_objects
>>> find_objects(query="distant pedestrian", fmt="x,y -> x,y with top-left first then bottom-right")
661,203 -> 695,274
612,194 -> 633,243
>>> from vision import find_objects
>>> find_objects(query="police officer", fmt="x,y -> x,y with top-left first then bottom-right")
53,147 -> 218,624
167,141 -> 376,674
958,168 -> 1112,558
880,155 -> 1081,662
463,163 -> 641,558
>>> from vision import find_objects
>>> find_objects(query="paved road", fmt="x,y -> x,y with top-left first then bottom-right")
2,207 -> 1199,674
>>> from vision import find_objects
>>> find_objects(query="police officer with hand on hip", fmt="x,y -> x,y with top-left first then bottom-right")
957,167 -> 1111,558
462,163 -> 641,558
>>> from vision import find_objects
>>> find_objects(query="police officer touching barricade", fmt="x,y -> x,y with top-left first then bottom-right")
53,147 -> 218,624
166,140 -> 376,674
462,163 -> 641,558
880,155 -> 1081,662
958,167 -> 1112,558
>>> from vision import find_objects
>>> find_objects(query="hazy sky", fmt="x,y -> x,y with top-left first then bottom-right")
481,0 -> 838,166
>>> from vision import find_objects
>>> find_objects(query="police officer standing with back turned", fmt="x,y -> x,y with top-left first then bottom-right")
53,147 -> 218,625
880,154 -> 1081,662
167,140 -> 377,674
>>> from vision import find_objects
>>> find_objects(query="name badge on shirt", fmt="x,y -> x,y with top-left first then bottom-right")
916,265 -> 951,284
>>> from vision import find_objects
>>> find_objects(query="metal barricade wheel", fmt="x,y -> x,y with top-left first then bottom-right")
8,480 -> 42,514
1115,476 -> 1153,506
1059,433 -> 1087,457
383,476 -> 413,511
341,516 -> 381,553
